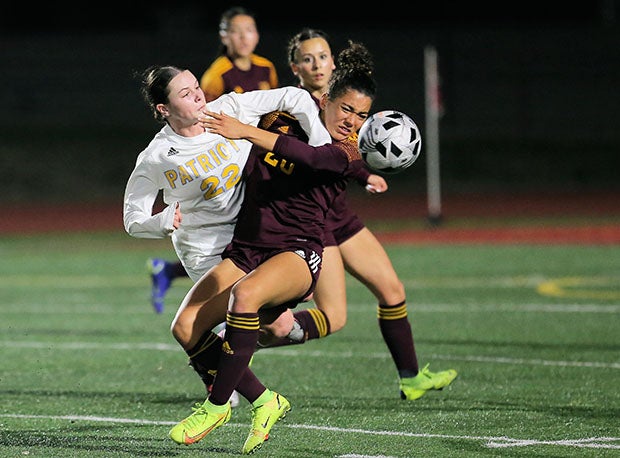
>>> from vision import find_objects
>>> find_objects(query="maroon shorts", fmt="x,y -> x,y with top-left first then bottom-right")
223,241 -> 323,307
324,206 -> 365,247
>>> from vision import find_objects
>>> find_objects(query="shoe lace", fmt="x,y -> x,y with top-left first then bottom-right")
420,364 -> 454,383
183,402 -> 208,427
419,363 -> 432,378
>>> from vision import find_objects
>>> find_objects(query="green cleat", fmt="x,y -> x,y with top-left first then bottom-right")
399,364 -> 458,400
169,399 -> 231,445
242,390 -> 291,454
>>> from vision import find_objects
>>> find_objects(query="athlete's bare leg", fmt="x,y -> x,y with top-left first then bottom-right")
339,227 -> 405,304
311,245 -> 348,332
170,258 -> 245,349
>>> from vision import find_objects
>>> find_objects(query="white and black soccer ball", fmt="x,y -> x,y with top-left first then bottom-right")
357,110 -> 422,174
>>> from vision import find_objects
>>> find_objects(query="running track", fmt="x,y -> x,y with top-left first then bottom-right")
2,190 -> 619,244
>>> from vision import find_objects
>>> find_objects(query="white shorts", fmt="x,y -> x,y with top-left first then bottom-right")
171,223 -> 235,282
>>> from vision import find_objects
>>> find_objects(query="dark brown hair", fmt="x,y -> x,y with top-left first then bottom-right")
139,65 -> 184,123
327,41 -> 377,102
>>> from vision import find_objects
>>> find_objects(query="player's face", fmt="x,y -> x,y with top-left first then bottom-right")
222,14 -> 259,59
291,37 -> 335,95
159,70 -> 206,127
320,89 -> 372,142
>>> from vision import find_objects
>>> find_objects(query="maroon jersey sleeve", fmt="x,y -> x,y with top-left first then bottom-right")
272,135 -> 355,174
347,160 -> 371,185
345,132 -> 371,185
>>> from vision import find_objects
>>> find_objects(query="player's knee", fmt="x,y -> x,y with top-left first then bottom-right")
394,280 -> 406,301
170,314 -> 192,348
229,281 -> 260,313
377,279 -> 406,305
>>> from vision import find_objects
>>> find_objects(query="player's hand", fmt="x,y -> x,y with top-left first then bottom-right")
365,174 -> 388,193
200,110 -> 249,139
172,202 -> 182,229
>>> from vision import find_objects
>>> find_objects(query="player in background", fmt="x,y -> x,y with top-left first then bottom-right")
257,28 -> 458,401
147,6 -> 279,313
167,42 -> 386,454
124,66 -> 329,408
200,5 -> 278,102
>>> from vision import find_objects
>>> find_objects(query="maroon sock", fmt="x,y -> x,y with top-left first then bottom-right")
294,308 -> 331,340
186,331 -> 222,390
258,308 -> 331,348
377,301 -> 419,377
210,312 -> 259,405
235,367 -> 266,404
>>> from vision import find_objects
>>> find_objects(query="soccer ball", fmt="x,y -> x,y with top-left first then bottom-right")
357,110 -> 422,174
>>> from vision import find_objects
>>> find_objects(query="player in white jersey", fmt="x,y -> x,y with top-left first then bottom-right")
124,127 -> 246,282
123,65 -> 330,408
123,66 -> 330,284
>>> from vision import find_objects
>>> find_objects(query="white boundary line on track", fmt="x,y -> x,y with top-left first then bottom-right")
2,414 -> 619,450
2,341 -> 619,369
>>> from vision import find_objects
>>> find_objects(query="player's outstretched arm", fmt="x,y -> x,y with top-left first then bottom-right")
201,110 -> 279,151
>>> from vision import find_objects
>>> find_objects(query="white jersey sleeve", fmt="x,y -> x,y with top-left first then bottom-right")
123,140 -> 178,239
209,86 -> 332,147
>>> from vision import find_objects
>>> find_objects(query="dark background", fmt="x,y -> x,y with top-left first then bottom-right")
2,1 -> 619,206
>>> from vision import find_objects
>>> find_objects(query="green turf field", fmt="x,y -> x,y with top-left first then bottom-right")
1,231 -> 619,457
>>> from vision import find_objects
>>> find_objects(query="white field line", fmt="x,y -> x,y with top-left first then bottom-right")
2,414 -> 619,450
2,340 -> 619,369
337,455 -> 399,458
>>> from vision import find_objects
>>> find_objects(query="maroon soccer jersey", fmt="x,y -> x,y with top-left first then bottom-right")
200,55 -> 278,102
226,111 -> 363,253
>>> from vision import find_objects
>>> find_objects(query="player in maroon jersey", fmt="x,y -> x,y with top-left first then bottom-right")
257,28 -> 458,402
168,41 -> 385,454
200,6 -> 278,102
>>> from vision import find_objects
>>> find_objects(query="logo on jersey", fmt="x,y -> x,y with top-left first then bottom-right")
167,147 -> 179,156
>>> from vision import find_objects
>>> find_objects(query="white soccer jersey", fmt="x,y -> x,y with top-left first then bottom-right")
123,86 -> 331,281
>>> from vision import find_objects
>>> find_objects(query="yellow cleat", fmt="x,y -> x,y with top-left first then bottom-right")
242,390 -> 291,454
169,399 -> 231,445
399,364 -> 457,400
